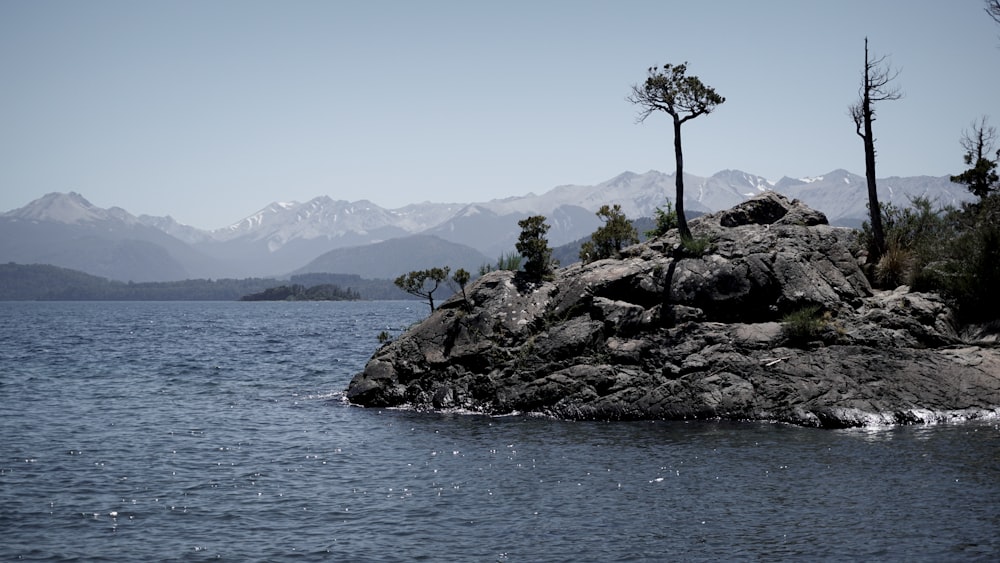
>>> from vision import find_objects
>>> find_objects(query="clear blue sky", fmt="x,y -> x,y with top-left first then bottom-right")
2,0 -> 997,229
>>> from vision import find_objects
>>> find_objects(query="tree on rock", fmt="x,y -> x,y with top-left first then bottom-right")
516,215 -> 556,281
951,116 -> 999,199
849,37 -> 902,262
394,266 -> 450,313
628,62 -> 725,241
580,204 -> 639,263
452,268 -> 471,309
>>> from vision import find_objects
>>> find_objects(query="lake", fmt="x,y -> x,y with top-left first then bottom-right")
1,301 -> 997,561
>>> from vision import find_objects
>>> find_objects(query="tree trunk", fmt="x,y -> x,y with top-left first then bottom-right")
862,72 -> 886,261
673,116 -> 691,240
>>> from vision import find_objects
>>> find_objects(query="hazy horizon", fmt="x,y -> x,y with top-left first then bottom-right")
2,1 -> 997,228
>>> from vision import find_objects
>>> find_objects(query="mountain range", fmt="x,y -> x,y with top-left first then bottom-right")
1,169 -> 973,283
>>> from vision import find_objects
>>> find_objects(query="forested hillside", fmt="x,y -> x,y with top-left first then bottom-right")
0,264 -> 413,301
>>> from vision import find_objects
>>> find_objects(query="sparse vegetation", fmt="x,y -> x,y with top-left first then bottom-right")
677,235 -> 713,257
781,305 -> 827,345
645,202 -> 679,239
579,204 -> 639,264
453,268 -> 471,309
859,198 -> 950,288
479,252 -> 523,275
394,266 -> 451,313
857,191 -> 1000,322
950,116 -> 999,198
0,263 -> 390,301
874,241 -> 913,288
498,252 -> 522,272
240,283 -> 360,301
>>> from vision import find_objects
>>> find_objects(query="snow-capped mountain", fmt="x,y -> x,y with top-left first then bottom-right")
188,196 -> 467,277
774,169 -> 973,227
0,192 -> 217,281
2,169 -> 974,281
216,196 -> 465,244
3,191 -> 139,225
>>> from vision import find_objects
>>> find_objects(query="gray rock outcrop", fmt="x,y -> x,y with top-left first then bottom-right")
346,192 -> 1000,427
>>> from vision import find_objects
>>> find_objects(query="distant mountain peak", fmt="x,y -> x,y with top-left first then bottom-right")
3,191 -> 137,225
608,170 -> 639,187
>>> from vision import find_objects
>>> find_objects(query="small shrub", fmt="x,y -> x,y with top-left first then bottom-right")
874,241 -> 913,288
645,202 -> 679,238
781,305 -> 826,345
480,252 -> 523,275
678,235 -> 713,257
858,197 -> 955,288
497,251 -> 523,271
579,204 -> 639,264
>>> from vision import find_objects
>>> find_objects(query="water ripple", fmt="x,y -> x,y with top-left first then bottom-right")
1,302 -> 998,561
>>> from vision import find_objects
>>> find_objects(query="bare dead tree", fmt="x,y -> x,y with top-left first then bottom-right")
951,116 -> 1000,198
628,62 -> 725,241
849,37 -> 902,262
961,116 -> 998,158
988,0 -> 1000,24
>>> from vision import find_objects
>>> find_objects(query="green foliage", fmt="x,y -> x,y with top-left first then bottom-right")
781,305 -> 827,346
478,252 -> 522,275
941,194 -> 1000,321
0,265 -> 411,301
645,202 -> 679,238
516,215 -> 557,281
288,273 -> 406,300
678,235 -> 713,257
240,283 -> 360,301
394,266 -> 450,313
628,62 -> 725,240
856,193 -> 1000,321
498,251 -> 523,271
579,204 -> 639,264
630,62 -> 726,122
377,330 -> 392,345
950,116 -> 999,199
453,268 -> 471,309
0,263 -> 350,301
874,242 -> 913,288
858,198 -> 957,288
952,155 -> 999,198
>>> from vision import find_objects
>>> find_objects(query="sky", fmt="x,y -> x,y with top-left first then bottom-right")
2,0 -> 998,229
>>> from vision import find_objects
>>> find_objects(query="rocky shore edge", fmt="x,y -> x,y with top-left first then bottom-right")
346,193 -> 1000,428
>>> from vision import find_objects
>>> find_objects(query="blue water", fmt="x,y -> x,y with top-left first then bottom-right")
1,301 -> 998,561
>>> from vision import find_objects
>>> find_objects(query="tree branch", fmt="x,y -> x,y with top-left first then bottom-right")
960,115 -> 998,160
848,102 -> 864,138
861,52 -> 902,103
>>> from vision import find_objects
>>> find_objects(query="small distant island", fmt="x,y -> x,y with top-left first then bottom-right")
239,283 -> 360,301
0,265 -> 408,301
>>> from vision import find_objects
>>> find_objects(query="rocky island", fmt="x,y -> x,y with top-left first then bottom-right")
346,193 -> 1000,428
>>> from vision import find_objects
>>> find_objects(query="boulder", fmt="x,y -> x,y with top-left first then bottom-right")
346,192 -> 1000,427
